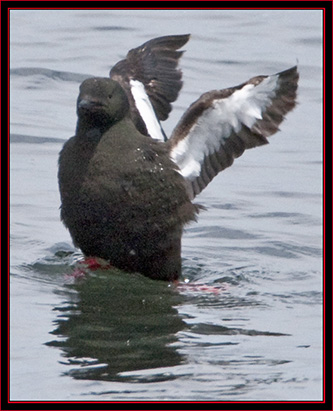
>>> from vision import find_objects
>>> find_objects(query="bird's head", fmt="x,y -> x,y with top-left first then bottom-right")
77,77 -> 130,129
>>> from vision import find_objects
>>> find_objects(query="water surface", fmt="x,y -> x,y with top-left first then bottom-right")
10,9 -> 323,401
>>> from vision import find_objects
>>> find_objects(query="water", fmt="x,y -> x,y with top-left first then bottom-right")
10,9 -> 323,401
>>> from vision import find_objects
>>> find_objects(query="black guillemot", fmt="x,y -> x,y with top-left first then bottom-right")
58,34 -> 299,281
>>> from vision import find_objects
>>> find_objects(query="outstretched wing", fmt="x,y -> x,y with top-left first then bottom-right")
168,66 -> 299,199
110,34 -> 190,141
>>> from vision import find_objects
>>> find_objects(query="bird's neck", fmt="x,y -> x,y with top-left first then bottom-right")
75,117 -> 110,141
75,110 -> 134,139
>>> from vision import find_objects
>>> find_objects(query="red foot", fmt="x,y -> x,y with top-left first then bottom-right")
176,281 -> 229,295
77,257 -> 112,271
65,257 -> 112,282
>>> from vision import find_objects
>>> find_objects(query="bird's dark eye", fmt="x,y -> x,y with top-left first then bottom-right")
108,94 -> 113,99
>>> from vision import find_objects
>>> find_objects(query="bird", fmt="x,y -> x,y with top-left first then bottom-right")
58,34 -> 299,281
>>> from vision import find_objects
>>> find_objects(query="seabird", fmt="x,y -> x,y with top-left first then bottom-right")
58,34 -> 299,281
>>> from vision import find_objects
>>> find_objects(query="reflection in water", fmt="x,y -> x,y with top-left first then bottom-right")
47,268 -> 186,382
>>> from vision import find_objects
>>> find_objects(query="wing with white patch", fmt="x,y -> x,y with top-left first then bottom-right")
129,79 -> 166,142
110,34 -> 190,140
169,66 -> 299,199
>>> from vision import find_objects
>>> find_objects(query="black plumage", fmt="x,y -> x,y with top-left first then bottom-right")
59,78 -> 197,280
58,35 -> 299,281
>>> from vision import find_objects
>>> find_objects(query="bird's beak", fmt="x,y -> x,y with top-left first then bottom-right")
78,98 -> 103,110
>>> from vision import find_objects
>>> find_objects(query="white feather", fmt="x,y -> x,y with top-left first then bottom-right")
170,74 -> 279,180
130,79 -> 165,142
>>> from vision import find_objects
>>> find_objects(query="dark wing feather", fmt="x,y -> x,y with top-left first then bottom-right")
110,34 -> 190,138
168,66 -> 299,199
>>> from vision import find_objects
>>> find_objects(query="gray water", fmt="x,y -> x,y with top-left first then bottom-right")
10,9 -> 323,401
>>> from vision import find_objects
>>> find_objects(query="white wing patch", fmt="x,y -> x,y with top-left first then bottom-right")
130,79 -> 165,142
170,74 -> 279,181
